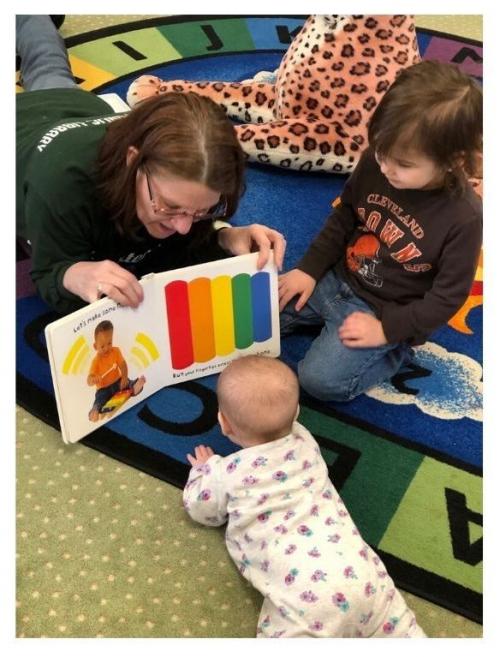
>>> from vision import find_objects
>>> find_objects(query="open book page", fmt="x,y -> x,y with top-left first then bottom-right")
154,252 -> 280,385
45,275 -> 167,444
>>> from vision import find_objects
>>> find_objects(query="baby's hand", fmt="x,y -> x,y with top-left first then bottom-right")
187,445 -> 215,467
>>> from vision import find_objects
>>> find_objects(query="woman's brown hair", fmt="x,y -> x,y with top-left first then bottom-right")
97,92 -> 246,236
368,60 -> 482,194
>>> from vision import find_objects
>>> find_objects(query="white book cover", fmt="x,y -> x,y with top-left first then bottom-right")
45,253 -> 281,444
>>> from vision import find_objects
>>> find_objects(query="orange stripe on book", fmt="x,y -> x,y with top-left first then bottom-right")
189,277 -> 216,362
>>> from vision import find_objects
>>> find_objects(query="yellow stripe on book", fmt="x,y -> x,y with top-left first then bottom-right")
136,332 -> 160,361
62,336 -> 87,375
71,344 -> 90,375
211,275 -> 235,356
131,346 -> 149,368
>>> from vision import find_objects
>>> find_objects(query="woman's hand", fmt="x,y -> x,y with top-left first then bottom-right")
338,312 -> 388,348
187,444 -> 215,467
217,224 -> 286,270
278,268 -> 316,312
63,260 -> 144,308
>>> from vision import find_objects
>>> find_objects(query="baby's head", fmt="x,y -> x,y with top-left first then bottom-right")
368,60 -> 482,194
93,320 -> 114,356
217,355 -> 299,447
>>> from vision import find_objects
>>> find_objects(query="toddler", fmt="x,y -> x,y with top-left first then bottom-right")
87,320 -> 145,421
184,355 -> 425,638
279,60 -> 482,402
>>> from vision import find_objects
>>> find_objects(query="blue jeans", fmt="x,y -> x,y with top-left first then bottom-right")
91,377 -> 138,413
280,270 -> 413,402
16,15 -> 76,91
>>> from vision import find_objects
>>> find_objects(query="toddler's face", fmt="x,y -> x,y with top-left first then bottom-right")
375,148 -> 445,191
94,330 -> 113,356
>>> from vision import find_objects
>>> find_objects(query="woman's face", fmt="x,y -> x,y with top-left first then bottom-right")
135,168 -> 222,240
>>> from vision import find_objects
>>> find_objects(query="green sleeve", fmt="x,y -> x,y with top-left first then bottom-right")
25,187 -> 95,315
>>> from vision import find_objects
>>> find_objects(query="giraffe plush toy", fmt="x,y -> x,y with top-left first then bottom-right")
127,15 -> 420,174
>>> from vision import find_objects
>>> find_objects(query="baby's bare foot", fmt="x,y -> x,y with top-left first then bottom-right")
132,375 -> 146,396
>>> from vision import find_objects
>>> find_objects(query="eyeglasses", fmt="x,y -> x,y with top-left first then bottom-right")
144,168 -> 227,220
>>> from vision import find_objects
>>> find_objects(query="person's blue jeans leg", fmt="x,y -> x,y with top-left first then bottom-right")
280,270 -> 412,402
16,15 -> 76,91
92,380 -> 122,414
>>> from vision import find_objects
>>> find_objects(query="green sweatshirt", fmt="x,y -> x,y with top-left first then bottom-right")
17,88 -> 226,315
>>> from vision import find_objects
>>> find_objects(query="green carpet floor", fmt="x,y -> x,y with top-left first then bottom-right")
15,14 -> 483,639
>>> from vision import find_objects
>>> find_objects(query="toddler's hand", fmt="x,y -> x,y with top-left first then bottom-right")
187,444 -> 216,467
338,312 -> 388,348
278,269 -> 316,312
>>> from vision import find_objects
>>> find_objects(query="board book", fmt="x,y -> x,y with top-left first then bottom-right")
45,253 -> 280,444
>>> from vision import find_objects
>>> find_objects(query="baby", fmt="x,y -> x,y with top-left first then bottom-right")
87,320 -> 145,421
184,355 -> 425,638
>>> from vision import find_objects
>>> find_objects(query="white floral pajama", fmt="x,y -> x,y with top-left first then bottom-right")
183,421 -> 425,638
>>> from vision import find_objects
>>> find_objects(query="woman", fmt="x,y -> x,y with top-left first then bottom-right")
16,15 -> 286,315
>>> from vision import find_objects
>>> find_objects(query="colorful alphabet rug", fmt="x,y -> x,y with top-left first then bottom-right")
16,15 -> 483,622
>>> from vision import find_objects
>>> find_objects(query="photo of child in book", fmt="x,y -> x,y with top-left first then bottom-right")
87,320 -> 146,422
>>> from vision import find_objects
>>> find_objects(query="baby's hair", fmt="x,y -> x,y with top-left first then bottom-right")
368,60 -> 482,194
94,320 -> 114,340
217,356 -> 299,442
